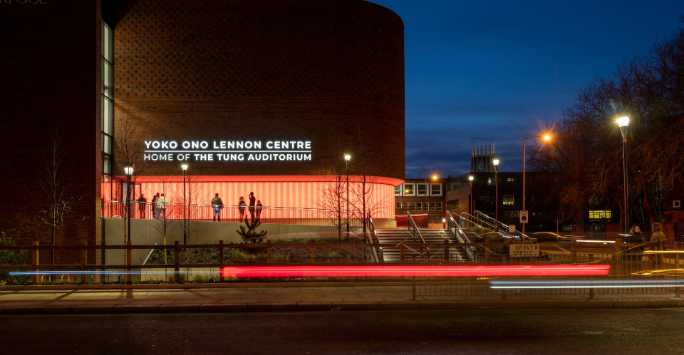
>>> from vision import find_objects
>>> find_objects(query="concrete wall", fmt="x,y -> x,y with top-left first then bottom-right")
100,218 -> 341,265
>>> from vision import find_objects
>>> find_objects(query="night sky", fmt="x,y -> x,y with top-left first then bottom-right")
371,0 -> 683,178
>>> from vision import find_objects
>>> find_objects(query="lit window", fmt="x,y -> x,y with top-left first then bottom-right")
588,210 -> 612,220
403,184 -> 415,196
395,185 -> 402,196
502,195 -> 515,206
506,177 -> 515,183
417,183 -> 428,196
430,183 -> 442,196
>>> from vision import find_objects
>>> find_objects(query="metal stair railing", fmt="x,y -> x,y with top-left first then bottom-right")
366,215 -> 382,263
407,212 -> 430,259
446,210 -> 476,262
455,211 -> 491,231
474,210 -> 532,241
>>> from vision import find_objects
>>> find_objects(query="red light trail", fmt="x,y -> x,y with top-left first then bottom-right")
221,264 -> 610,279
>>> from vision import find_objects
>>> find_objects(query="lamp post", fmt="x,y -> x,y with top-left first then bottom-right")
468,174 -> 475,215
180,163 -> 189,245
615,115 -> 630,234
429,173 -> 439,217
492,158 -> 500,224
520,132 -> 553,234
344,153 -> 352,236
123,165 -> 134,284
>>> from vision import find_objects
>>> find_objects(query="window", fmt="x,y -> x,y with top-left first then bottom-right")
403,183 -> 415,196
502,195 -> 515,206
588,210 -> 612,220
101,23 -> 114,177
394,185 -> 402,196
416,183 -> 428,196
430,183 -> 442,196
430,202 -> 442,210
395,201 -> 403,210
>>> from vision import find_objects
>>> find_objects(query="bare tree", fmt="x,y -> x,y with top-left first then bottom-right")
531,27 -> 684,231
38,133 -> 72,264
319,175 -> 346,240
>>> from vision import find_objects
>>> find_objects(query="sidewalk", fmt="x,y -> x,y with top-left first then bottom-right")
2,281 -> 684,313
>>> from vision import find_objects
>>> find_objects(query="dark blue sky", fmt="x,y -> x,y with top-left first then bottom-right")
371,0 -> 683,178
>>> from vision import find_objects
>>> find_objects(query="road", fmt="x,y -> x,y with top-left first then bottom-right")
2,308 -> 683,354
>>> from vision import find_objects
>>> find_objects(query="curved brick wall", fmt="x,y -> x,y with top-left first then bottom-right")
113,0 -> 404,179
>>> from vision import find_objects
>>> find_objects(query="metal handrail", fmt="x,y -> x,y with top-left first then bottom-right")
407,212 -> 428,250
102,200 -> 368,226
446,210 -> 476,261
454,211 -> 490,230
366,216 -> 381,263
474,210 -> 532,241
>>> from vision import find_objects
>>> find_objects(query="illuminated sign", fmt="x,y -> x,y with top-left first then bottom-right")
143,139 -> 312,162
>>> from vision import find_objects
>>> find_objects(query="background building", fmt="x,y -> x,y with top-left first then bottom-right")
105,0 -> 404,224
1,0 -> 405,260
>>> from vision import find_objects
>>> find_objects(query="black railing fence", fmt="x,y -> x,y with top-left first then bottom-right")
102,200 -> 369,226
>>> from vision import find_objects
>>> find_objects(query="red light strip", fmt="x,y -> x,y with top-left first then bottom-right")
221,264 -> 610,279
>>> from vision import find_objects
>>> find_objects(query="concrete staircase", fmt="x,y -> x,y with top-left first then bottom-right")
375,228 -> 469,263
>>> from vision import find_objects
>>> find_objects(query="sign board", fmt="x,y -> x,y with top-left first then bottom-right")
142,139 -> 313,163
519,210 -> 529,224
509,243 -> 540,258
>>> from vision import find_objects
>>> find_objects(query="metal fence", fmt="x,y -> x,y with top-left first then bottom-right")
0,240 -> 373,285
102,200 -> 368,226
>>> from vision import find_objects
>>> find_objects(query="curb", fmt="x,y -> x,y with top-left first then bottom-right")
2,299 -> 683,315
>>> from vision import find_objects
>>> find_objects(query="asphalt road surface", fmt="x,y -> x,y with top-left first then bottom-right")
3,308 -> 684,354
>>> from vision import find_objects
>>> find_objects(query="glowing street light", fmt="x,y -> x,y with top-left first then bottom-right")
520,130 -> 555,234
343,153 -> 352,236
492,157 -> 501,224
430,173 -> 440,182
180,163 -> 190,244
615,115 -> 630,128
541,131 -> 554,144
468,174 -> 475,214
123,165 -> 134,284
615,114 -> 631,234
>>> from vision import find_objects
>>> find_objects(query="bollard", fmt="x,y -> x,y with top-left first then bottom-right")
32,241 -> 40,285
676,253 -> 681,298
81,241 -> 88,284
218,240 -> 224,283
614,234 -> 624,275
174,241 -> 181,283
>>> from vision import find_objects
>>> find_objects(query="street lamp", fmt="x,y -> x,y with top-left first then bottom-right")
180,163 -> 189,245
521,131 -> 553,234
123,165 -> 134,284
468,174 -> 475,215
427,173 -> 440,216
615,115 -> 630,234
343,153 -> 352,236
492,157 -> 500,224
